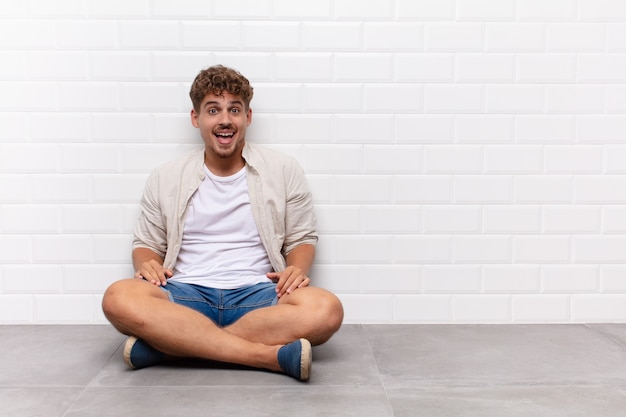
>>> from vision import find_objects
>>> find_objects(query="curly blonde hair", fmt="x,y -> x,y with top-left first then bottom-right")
189,65 -> 254,111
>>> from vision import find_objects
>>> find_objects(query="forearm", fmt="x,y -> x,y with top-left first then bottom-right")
285,244 -> 315,275
132,247 -> 165,272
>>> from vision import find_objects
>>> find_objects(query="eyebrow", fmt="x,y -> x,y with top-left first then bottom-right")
203,99 -> 245,109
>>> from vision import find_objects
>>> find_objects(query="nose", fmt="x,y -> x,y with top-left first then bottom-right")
217,110 -> 232,126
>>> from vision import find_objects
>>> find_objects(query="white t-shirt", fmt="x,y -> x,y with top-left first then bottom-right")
170,165 -> 273,289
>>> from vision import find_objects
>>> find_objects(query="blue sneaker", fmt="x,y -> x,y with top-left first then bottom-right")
123,336 -> 167,370
277,338 -> 312,381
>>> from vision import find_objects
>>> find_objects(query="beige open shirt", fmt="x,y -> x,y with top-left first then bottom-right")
132,142 -> 318,274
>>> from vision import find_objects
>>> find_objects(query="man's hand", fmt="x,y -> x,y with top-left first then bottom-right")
267,266 -> 310,298
134,259 -> 173,287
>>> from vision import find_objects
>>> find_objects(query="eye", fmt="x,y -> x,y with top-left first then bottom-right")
208,108 -> 218,114
230,108 -> 240,114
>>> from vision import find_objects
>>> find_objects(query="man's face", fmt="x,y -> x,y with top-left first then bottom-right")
191,92 -> 252,162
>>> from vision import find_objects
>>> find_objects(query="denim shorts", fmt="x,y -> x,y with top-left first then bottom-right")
160,280 -> 279,327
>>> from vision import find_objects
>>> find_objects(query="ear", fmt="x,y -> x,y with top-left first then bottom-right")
190,109 -> 199,128
246,107 -> 252,126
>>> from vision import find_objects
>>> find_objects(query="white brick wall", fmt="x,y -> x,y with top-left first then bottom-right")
1,0 -> 626,324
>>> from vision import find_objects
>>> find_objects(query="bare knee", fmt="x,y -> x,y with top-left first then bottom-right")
309,290 -> 344,345
102,279 -> 161,334
102,280 -> 131,332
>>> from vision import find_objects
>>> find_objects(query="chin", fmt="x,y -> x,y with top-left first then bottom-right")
210,145 -> 238,159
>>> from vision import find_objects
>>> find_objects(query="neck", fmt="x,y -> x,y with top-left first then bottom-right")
204,153 -> 245,177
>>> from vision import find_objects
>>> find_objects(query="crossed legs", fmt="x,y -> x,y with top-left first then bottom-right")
101,279 -> 343,375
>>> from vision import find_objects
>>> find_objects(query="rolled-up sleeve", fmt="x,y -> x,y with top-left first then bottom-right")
282,159 -> 318,256
132,171 -> 168,258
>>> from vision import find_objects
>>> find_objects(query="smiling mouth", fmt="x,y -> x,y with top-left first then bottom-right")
214,132 -> 235,144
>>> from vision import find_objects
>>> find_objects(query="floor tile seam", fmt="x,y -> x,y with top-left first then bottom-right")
80,383 -> 384,389
382,378 -> 626,389
0,384 -> 88,389
361,324 -> 396,417
584,324 -> 626,350
85,338 -> 126,388
361,323 -> 388,387
60,385 -> 90,417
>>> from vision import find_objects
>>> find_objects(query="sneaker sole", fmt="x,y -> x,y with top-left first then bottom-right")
300,338 -> 312,381
122,336 -> 138,369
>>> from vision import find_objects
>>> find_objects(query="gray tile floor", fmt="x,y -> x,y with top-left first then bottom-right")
1,323 -> 626,416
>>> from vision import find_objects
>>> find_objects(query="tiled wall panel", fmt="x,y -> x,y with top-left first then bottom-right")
1,0 -> 626,323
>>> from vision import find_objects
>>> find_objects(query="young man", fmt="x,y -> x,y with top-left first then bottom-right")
102,65 -> 344,381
